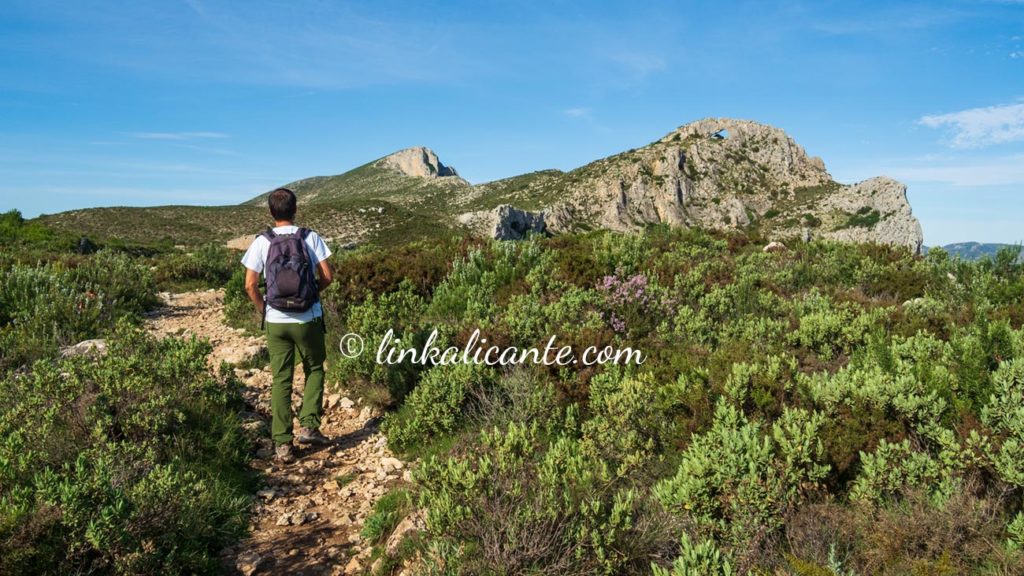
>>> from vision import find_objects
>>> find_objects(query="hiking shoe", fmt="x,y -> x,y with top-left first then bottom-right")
274,443 -> 296,464
295,427 -> 330,445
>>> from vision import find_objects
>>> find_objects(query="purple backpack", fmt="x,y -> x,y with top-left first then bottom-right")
262,227 -> 319,314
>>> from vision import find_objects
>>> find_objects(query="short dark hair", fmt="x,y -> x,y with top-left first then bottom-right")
268,188 -> 297,221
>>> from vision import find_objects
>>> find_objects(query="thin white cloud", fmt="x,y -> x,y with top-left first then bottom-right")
919,102 -> 1024,148
182,0 -> 206,17
809,5 -> 965,36
607,51 -> 666,79
564,107 -> 591,118
885,154 -> 1024,186
127,131 -> 229,141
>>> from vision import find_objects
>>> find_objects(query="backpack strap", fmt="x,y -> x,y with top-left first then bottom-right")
297,227 -> 310,239
260,227 -> 277,241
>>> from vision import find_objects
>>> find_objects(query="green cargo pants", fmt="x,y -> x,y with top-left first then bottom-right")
265,317 -> 326,446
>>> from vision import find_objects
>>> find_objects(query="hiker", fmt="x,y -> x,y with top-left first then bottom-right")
241,187 -> 334,464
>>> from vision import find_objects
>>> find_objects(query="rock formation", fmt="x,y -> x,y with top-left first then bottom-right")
46,118 -> 923,252
458,205 -> 547,240
378,146 -> 459,179
531,118 -> 923,252
817,176 -> 924,253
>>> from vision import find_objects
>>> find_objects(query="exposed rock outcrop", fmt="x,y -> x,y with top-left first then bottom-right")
378,146 -> 459,179
539,118 -> 923,252
458,205 -> 547,240
60,339 -> 107,359
818,176 -> 924,254
225,234 -> 256,251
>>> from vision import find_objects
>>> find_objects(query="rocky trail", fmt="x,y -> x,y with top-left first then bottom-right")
146,290 -> 417,575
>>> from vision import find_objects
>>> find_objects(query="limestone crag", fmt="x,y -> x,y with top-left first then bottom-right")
533,117 -> 923,252
818,176 -> 924,253
378,146 -> 459,179
458,204 -> 547,240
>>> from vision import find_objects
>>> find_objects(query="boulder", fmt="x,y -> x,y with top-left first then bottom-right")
60,339 -> 107,359
385,512 -> 425,556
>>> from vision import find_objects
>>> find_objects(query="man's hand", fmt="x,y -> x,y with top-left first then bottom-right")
244,268 -> 264,314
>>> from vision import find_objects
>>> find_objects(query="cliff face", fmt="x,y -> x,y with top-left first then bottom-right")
537,118 -> 923,253
378,147 -> 462,179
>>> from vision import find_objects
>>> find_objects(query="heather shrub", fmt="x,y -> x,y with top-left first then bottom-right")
152,243 -> 235,290
332,280 -> 429,405
0,251 -> 156,373
596,272 -> 676,335
0,321 -> 252,574
382,362 -> 497,452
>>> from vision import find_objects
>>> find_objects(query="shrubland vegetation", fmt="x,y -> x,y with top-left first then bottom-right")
0,211 -> 254,574
8,202 -> 1024,575
219,225 -> 1024,575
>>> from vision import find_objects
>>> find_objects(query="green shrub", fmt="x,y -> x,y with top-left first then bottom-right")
654,402 -> 828,558
848,439 -> 949,504
981,359 -> 1024,487
152,243 -> 235,290
0,321 -> 253,574
383,363 -> 496,452
362,489 -> 414,543
0,209 -> 60,247
653,534 -> 734,576
0,251 -> 156,373
417,422 -> 676,575
223,265 -> 259,332
333,280 -> 429,405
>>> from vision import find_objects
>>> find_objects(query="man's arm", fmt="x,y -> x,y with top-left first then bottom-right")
245,268 -> 264,313
317,259 -> 333,292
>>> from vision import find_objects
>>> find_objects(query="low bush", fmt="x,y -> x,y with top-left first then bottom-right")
340,229 -> 1024,574
0,321 -> 254,574
0,251 -> 157,374
151,243 -> 236,291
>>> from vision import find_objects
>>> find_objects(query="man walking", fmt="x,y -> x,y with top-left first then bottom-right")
241,188 -> 334,463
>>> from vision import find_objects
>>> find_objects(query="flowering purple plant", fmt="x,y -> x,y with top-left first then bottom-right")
597,271 -> 675,334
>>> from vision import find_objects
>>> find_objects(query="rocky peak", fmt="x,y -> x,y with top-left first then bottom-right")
534,117 -> 923,253
378,146 -> 459,179
662,117 -> 831,189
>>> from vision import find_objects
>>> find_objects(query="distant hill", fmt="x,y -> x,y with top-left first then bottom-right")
928,242 -> 1024,261
36,119 -> 925,251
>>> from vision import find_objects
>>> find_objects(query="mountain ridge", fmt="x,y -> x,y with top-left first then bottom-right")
37,118 -> 924,251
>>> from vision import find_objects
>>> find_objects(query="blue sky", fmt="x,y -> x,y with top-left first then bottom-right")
1,0 -> 1022,245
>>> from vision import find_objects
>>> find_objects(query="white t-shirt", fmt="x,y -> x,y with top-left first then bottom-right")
240,225 -> 332,324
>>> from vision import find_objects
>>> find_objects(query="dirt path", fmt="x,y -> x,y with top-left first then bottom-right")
146,290 -> 412,575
